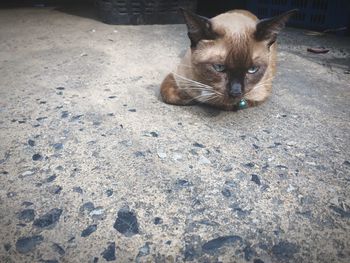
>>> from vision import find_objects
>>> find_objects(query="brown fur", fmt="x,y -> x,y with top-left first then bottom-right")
160,9 -> 296,110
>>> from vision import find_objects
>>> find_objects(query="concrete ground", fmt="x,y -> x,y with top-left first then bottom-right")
0,5 -> 350,263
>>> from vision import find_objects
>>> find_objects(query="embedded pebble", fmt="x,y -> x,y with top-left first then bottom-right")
223,165 -> 233,172
272,241 -> 299,260
81,224 -> 97,237
73,186 -> 83,194
42,259 -> 58,263
150,131 -> 159,137
7,192 -> 17,198
189,149 -> 198,155
46,175 -> 57,183
28,139 -> 35,146
252,144 -> 259,149
231,205 -> 251,218
55,165 -> 64,171
71,114 -> 83,121
251,174 -> 261,185
154,217 -> 163,225
225,180 -> 237,188
120,140 -> 132,147
134,151 -> 145,157
106,189 -> 113,197
36,117 -> 47,121
52,243 -> 65,255
286,141 -> 296,146
202,235 -> 242,252
32,153 -> 43,161
33,208 -> 62,228
61,111 -> 69,118
4,243 -> 11,251
157,150 -> 167,159
176,179 -> 192,187
137,242 -> 150,257
143,131 -> 159,137
287,185 -> 296,192
89,207 -> 105,217
113,208 -> 139,236
276,164 -> 288,170
49,185 -> 62,195
80,202 -> 95,214
193,142 -> 205,148
236,172 -> 246,180
17,209 -> 35,222
16,235 -> 43,253
53,143 -> 63,150
172,152 -> 183,161
184,243 -> 197,261
101,242 -> 116,261
243,246 -> 254,261
244,162 -> 255,168
198,156 -> 211,165
21,170 -> 35,177
221,188 -> 231,198
329,204 -> 350,218
22,201 -> 33,207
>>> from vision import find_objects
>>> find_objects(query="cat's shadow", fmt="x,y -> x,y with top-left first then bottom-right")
186,104 -> 225,118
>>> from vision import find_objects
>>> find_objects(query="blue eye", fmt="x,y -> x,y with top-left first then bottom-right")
213,64 -> 226,72
247,66 -> 259,74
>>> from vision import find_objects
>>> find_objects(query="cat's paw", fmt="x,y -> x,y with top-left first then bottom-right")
160,73 -> 195,106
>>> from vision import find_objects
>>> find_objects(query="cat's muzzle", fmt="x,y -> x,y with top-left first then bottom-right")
228,82 -> 243,98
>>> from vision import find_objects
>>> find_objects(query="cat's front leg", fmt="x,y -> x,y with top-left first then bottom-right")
160,73 -> 196,106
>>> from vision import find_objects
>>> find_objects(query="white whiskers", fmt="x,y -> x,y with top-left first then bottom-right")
170,71 -> 274,105
245,77 -> 274,94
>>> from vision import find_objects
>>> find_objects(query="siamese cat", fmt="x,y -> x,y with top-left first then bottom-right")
160,9 -> 297,110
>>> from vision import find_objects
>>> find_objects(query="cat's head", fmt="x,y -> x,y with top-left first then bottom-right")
180,8 -> 297,103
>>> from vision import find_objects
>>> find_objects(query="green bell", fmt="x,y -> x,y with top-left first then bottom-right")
238,99 -> 247,109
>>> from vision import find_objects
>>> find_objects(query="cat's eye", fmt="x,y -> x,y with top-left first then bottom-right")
213,64 -> 226,72
247,66 -> 259,74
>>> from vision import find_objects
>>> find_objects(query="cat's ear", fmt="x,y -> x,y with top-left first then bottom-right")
255,9 -> 298,46
180,8 -> 217,48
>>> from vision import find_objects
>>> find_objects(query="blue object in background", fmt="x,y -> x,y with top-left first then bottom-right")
246,0 -> 350,35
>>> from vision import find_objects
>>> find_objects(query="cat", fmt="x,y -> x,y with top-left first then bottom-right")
160,8 -> 297,111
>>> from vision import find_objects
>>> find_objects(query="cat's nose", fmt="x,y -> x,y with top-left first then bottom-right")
229,82 -> 242,97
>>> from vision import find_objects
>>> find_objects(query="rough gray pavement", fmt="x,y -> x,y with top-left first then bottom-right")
0,6 -> 350,263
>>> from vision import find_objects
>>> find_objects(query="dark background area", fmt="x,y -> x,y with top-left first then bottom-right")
0,0 -> 349,35
0,0 -> 250,17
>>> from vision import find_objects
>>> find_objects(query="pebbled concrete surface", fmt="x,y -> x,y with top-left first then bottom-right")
0,6 -> 350,263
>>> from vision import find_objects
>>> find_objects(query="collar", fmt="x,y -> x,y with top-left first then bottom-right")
238,99 -> 248,110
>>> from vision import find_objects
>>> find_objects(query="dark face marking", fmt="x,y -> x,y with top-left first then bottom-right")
222,40 -> 267,99
192,38 -> 269,102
